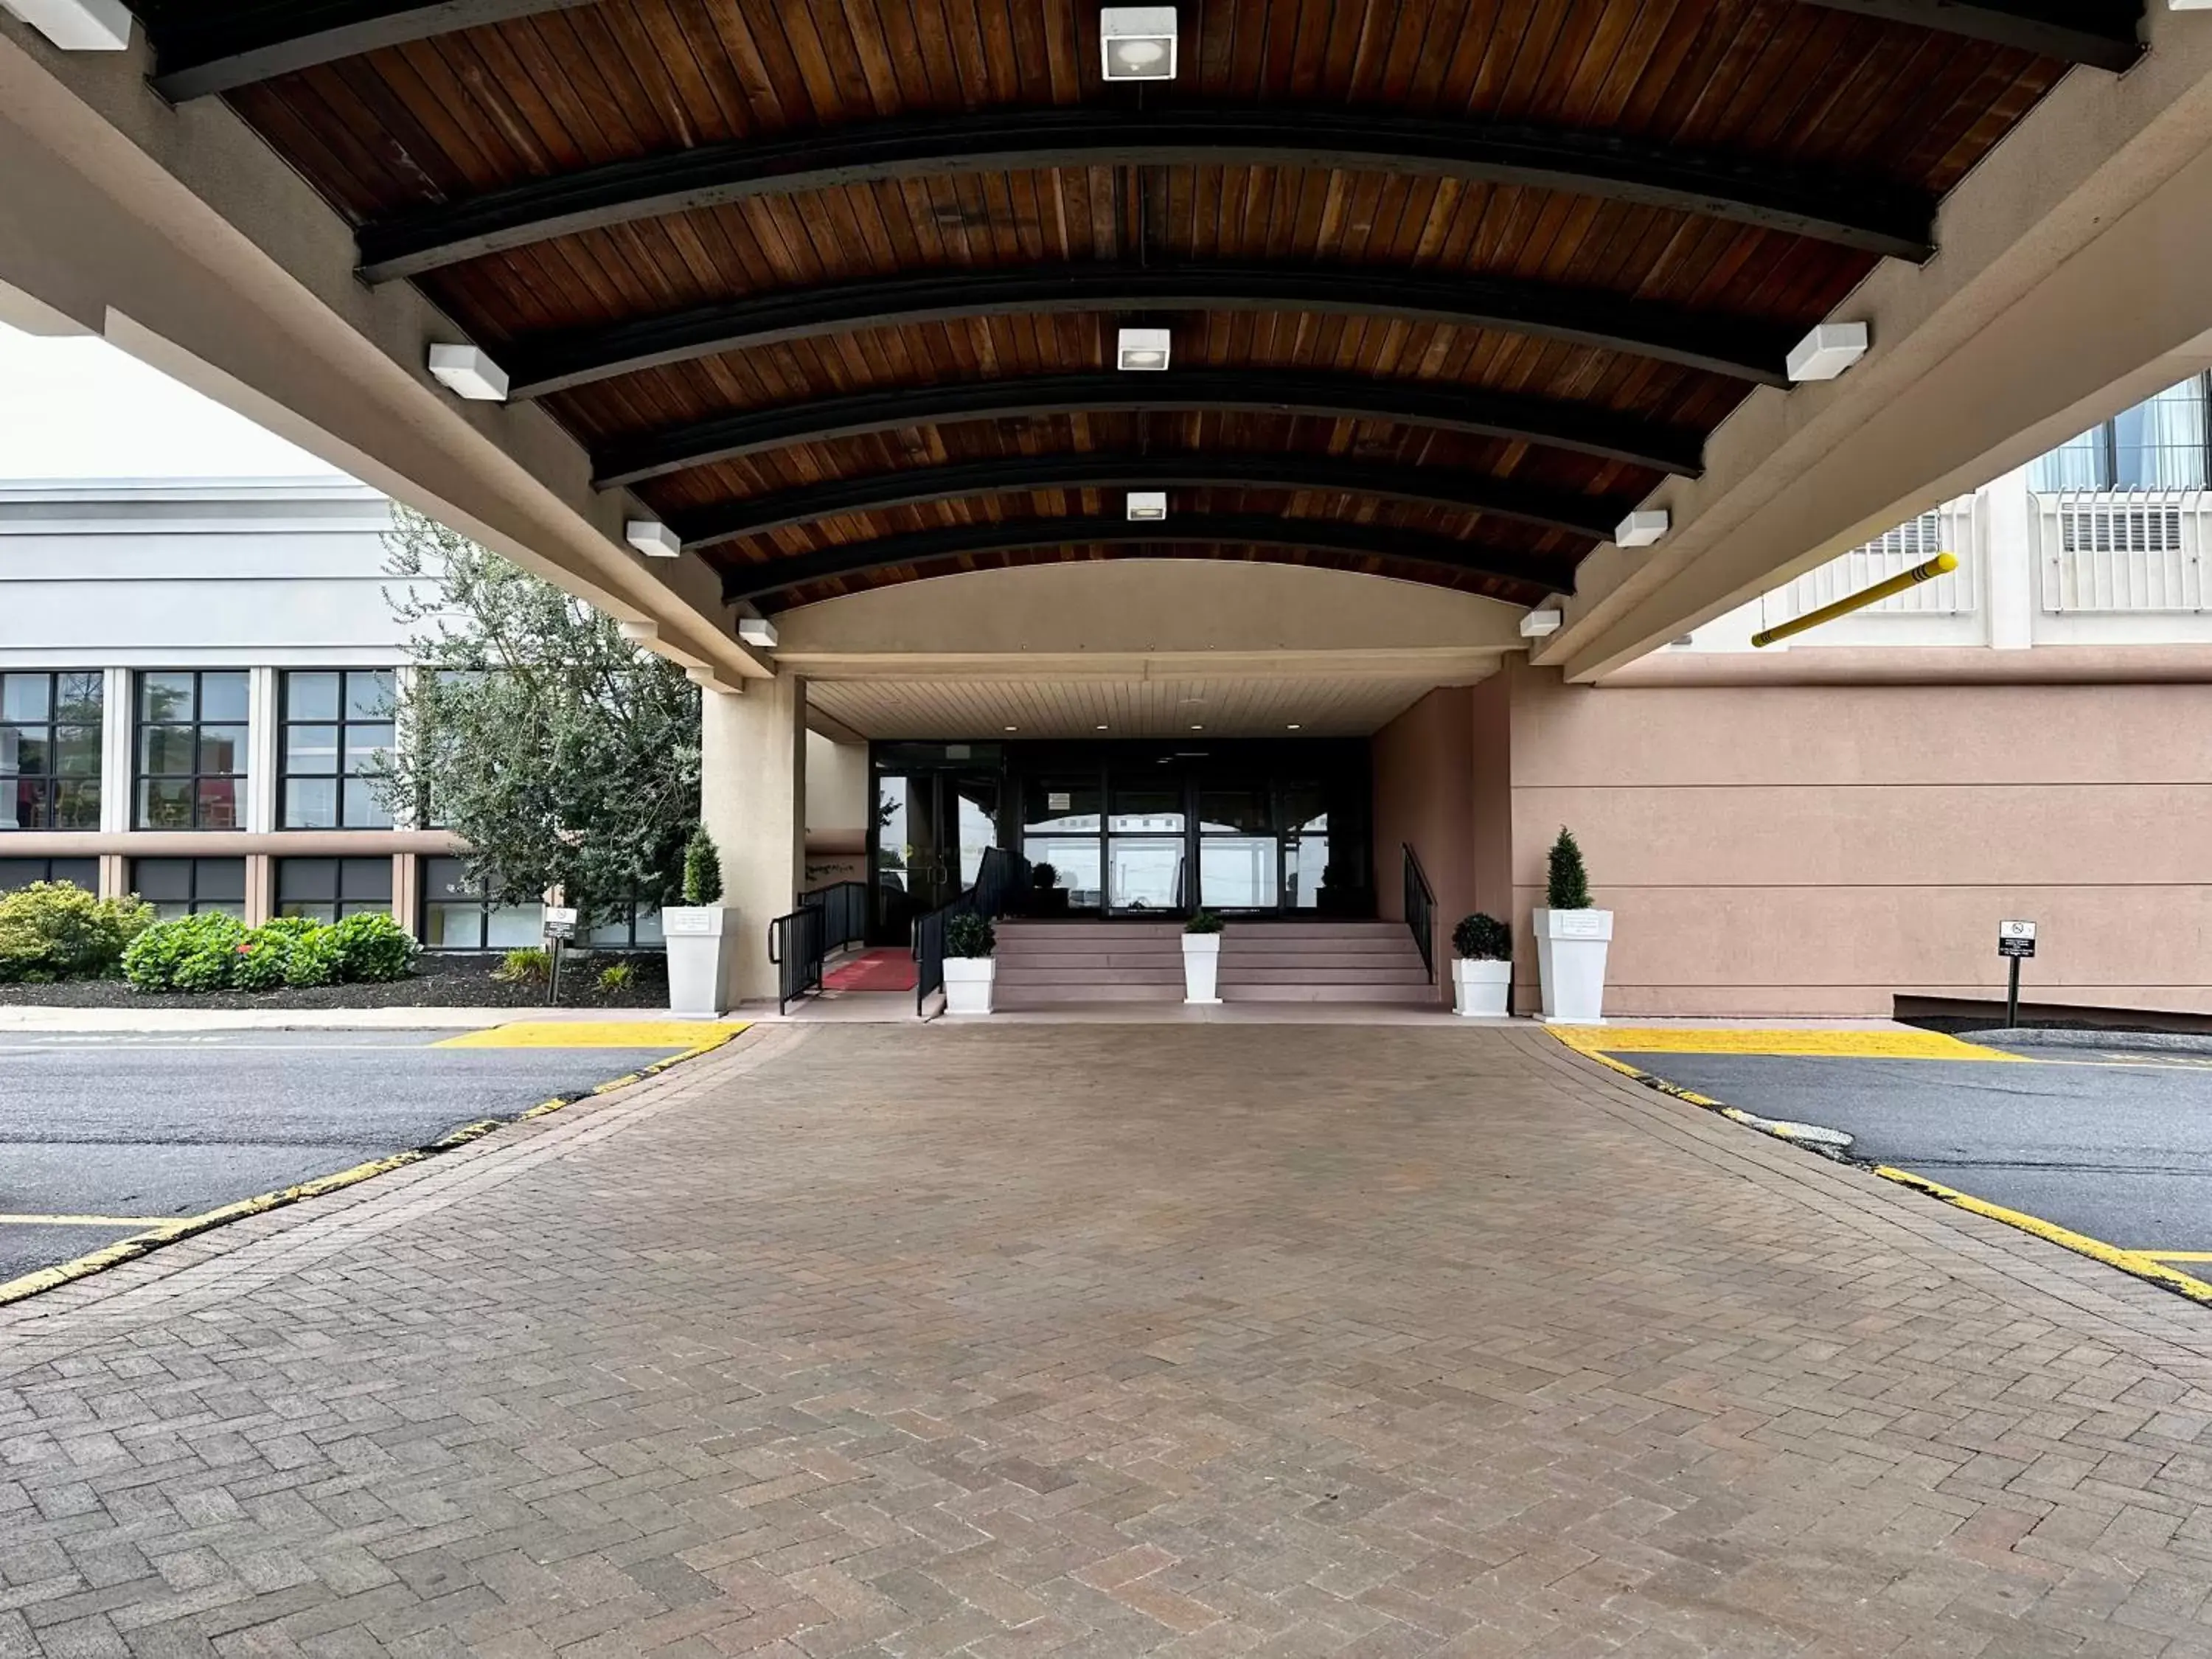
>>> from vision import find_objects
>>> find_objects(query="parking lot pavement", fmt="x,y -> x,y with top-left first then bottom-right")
1573,1026 -> 2212,1294
0,1022 -> 739,1288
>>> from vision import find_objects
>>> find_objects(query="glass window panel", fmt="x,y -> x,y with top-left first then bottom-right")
346,671 -> 395,720
0,858 -> 46,892
285,725 -> 338,774
138,726 -> 195,776
194,779 -> 240,830
341,778 -> 391,828
1200,838 -> 1281,910
49,859 -> 97,891
279,899 -> 341,923
337,900 -> 389,919
55,673 -> 102,723
1,675 -> 49,723
1023,778 -> 1103,832
1285,834 -> 1331,909
2112,377 -> 2208,489
285,671 -> 341,722
198,672 -> 250,724
192,860 -> 246,904
2028,428 -> 2108,493
339,858 -> 393,902
585,910 -> 633,947
425,902 -> 482,950
424,858 -> 476,900
198,726 -> 247,775
283,777 -> 337,830
2,729 -> 47,776
131,859 -> 192,902
484,904 -> 541,949
139,672 -> 194,722
52,782 -> 99,831
277,859 -> 339,904
1199,788 -> 1270,835
633,905 -> 664,947
1110,785 -> 1184,832
53,725 -> 100,775
344,724 -> 393,775
4,779 -> 46,830
136,779 -> 193,830
1024,837 -> 1102,908
1107,838 -> 1184,910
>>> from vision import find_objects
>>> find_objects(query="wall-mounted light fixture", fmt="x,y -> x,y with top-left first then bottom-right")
1,0 -> 131,49
737,617 -> 779,648
625,519 -> 681,559
1518,608 -> 1562,639
1786,321 -> 1869,383
1615,509 -> 1671,549
427,344 -> 509,402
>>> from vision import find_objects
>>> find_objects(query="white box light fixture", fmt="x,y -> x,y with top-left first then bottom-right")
1127,490 -> 1168,521
625,519 -> 681,559
427,344 -> 509,402
1117,327 -> 1171,371
1615,509 -> 1671,549
1,0 -> 131,49
1517,608 -> 1562,639
1101,6 -> 1178,80
1786,321 -> 1869,383
737,617 -> 779,649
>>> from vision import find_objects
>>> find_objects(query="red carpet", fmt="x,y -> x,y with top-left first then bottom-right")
824,947 -> 918,992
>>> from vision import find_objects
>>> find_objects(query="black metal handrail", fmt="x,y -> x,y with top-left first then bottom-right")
799,879 -> 869,955
914,846 -> 1030,1015
1402,844 -> 1437,984
768,905 -> 826,1016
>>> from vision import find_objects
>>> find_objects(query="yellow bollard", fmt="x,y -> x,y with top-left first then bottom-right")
1750,552 -> 1958,647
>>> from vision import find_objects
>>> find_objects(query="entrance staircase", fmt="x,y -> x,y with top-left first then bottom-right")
992,919 -> 1436,1009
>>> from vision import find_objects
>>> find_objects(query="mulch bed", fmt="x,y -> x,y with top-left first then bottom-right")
0,950 -> 669,1011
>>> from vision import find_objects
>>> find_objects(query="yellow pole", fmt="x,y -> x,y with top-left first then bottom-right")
1750,552 -> 1958,647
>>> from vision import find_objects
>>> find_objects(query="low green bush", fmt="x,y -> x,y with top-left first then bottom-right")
1452,914 -> 1512,961
124,913 -> 244,992
1183,909 -> 1224,935
494,947 -> 552,986
944,913 -> 994,958
597,961 -> 636,993
332,912 -> 417,982
0,882 -> 153,982
232,919 -> 310,992
284,928 -> 346,988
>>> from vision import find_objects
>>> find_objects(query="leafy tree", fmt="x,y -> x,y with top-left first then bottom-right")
370,506 -> 701,926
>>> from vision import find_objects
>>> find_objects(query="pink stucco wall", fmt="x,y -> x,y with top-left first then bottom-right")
1376,661 -> 2212,1019
1371,686 -> 1473,1005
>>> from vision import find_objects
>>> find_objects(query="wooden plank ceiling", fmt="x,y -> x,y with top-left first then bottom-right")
125,1 -> 2126,610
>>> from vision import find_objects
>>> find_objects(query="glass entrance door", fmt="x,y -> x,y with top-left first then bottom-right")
1107,781 -> 1186,915
874,763 -> 1002,940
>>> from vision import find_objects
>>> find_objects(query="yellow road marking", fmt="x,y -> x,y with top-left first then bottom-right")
1550,1026 -> 2025,1061
434,1020 -> 748,1050
0,1214 -> 170,1228
0,1027 -> 752,1308
2142,1250 -> 2212,1262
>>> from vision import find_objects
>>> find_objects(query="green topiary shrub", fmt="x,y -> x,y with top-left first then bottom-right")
0,883 -> 153,983
944,913 -> 994,959
682,826 -> 723,905
1183,909 -> 1224,935
1545,827 -> 1593,911
1452,913 -> 1512,961
124,913 -> 246,993
283,927 -> 346,988
331,912 -> 418,983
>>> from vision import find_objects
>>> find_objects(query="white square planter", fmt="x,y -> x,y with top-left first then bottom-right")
1452,956 -> 1511,1018
943,956 -> 995,1015
1182,932 -> 1222,1004
1533,907 -> 1612,1024
663,905 -> 735,1016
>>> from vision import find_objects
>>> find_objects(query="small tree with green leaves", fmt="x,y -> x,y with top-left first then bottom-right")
682,825 -> 723,905
1545,827 -> 1593,911
370,506 -> 701,928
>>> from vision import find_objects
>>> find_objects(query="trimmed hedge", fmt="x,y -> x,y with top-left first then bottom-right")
122,910 -> 419,995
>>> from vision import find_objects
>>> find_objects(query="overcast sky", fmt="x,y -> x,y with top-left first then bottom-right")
0,322 -> 343,481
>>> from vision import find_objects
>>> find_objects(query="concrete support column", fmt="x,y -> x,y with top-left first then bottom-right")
700,674 -> 807,1004
244,852 -> 273,926
246,667 -> 279,832
1982,466 -> 2037,650
392,852 -> 418,937
100,667 -> 131,834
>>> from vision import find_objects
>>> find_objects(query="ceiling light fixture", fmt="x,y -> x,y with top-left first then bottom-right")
1615,509 -> 1671,549
1096,723 -> 1110,731
427,344 -> 509,402
625,519 -> 681,559
1127,490 -> 1168,521
1190,723 -> 1204,731
1,0 -> 131,49
1004,725 -> 1018,732
1100,5 -> 1178,80
1518,608 -> 1562,639
737,617 -> 779,648
1786,321 -> 1869,383
1287,723 -> 1301,731
1117,327 -> 1171,372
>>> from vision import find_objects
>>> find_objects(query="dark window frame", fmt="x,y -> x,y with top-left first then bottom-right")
0,856 -> 101,894
133,669 -> 250,831
278,668 -> 397,830
1,669 -> 104,832
130,856 -> 248,920
274,855 -> 396,925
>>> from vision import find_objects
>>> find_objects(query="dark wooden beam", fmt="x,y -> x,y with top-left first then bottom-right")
1793,0 -> 2141,70
355,105 -> 1935,281
507,264 -> 1798,398
720,515 -> 1571,608
593,370 -> 1705,487
143,2 -> 598,102
675,453 -> 1627,549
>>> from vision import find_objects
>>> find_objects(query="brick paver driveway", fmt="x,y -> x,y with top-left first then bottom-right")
6,1025 -> 2212,1659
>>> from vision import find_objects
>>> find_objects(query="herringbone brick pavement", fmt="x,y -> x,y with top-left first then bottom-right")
4,1023 -> 2212,1659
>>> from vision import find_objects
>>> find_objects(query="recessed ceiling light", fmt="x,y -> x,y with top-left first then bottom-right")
2,0 -> 131,49
1100,6 -> 1178,80
1287,723 -> 1301,731
1615,509 -> 1671,549
1096,723 -> 1109,731
1004,725 -> 1018,732
1117,327 -> 1171,372
427,344 -> 509,402
1787,321 -> 1869,383
1127,490 -> 1168,521
1190,723 -> 1204,731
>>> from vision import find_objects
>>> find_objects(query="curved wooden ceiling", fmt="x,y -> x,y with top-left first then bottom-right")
127,0 -> 2138,611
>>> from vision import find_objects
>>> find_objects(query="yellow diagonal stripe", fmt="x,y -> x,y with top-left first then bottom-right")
1551,1027 -> 2025,1062
435,1020 -> 748,1049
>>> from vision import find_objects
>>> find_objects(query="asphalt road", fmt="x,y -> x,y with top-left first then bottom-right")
1611,1045 -> 2212,1260
0,1029 -> 695,1283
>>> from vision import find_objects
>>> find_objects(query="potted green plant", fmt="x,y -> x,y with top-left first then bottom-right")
664,825 -> 734,1016
1029,860 -> 1069,917
1450,913 -> 1512,1018
1532,828 -> 1610,1024
1182,908 -> 1224,1004
942,911 -> 996,1015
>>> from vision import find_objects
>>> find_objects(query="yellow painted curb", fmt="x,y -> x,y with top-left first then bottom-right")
1551,1026 -> 2024,1061
0,1027 -> 748,1310
434,1020 -> 749,1049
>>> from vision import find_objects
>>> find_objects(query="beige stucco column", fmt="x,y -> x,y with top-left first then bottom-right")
699,673 -> 807,1004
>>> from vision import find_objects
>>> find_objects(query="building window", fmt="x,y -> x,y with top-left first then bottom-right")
134,670 -> 248,830
0,857 -> 100,894
420,856 -> 541,950
2031,374 -> 2210,491
585,901 -> 665,950
276,857 -> 394,925
131,858 -> 246,921
1,671 -> 103,832
280,670 -> 395,829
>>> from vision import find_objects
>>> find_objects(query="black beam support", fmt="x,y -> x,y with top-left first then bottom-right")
592,370 -> 1706,487
675,453 -> 1627,548
1792,0 -> 2141,69
145,2 -> 597,102
720,515 -> 1568,607
507,264 -> 1798,397
355,105 -> 1935,281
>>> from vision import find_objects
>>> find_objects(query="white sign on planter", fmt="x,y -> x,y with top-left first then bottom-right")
663,905 -> 734,1016
1533,907 -> 1612,1024
1452,957 -> 1511,1018
1183,932 -> 1222,1004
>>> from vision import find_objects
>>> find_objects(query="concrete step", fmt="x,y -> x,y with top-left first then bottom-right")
998,922 -> 1181,941
1218,942 -> 1423,961
998,952 -> 1186,970
997,984 -> 1182,1006
1223,982 -> 1444,1004
1224,922 -> 1410,939
996,967 -> 1184,985
1220,966 -> 1434,985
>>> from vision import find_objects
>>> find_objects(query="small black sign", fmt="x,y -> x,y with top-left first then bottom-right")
543,919 -> 578,941
1997,936 -> 2034,959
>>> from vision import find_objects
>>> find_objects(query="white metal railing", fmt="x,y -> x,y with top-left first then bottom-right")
2035,489 -> 2210,612
1764,498 -> 1977,629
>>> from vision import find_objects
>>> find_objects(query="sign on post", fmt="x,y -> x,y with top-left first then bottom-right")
1997,919 -> 2037,959
543,905 -> 579,941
